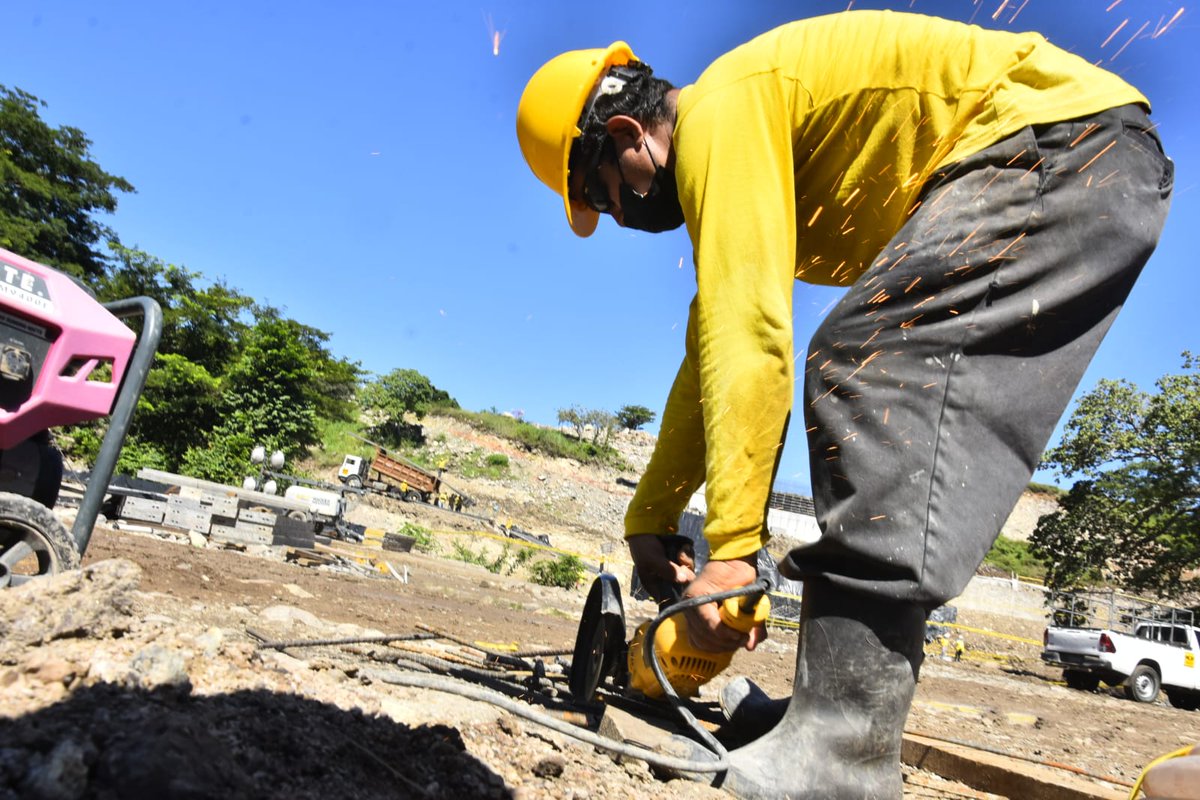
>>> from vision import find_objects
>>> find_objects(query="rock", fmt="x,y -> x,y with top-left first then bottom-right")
22,739 -> 92,800
260,605 -> 324,629
23,654 -> 77,686
532,755 -> 565,778
0,560 -> 141,655
282,583 -> 313,599
129,645 -> 190,689
188,531 -> 207,548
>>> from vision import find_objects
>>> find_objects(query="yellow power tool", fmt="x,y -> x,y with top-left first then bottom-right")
568,535 -> 770,702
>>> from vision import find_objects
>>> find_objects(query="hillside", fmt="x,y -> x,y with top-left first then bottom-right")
340,413 -> 1058,563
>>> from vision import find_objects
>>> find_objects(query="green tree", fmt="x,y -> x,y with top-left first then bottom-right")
616,404 -> 656,431
0,85 -> 133,279
1029,353 -> 1200,597
360,368 -> 457,446
97,244 -> 252,374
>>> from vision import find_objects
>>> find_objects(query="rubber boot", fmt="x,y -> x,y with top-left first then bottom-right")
668,579 -> 927,799
716,677 -> 786,749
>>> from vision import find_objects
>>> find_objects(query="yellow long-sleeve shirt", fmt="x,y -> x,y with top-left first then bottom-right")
624,10 -> 1146,561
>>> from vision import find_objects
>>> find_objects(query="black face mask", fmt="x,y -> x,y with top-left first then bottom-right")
618,146 -> 685,233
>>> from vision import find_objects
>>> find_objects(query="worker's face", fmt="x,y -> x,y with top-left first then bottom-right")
570,137 -> 630,225
570,132 -> 679,231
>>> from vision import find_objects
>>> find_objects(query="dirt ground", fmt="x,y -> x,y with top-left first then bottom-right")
2,518 -> 1197,800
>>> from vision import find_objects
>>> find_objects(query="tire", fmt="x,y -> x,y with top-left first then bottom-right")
1064,670 -> 1101,691
1124,664 -> 1162,703
346,475 -> 362,490
1166,689 -> 1200,711
0,491 -> 80,588
286,510 -> 310,522
404,490 -> 423,503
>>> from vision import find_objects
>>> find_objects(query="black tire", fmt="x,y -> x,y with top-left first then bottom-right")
1166,689 -> 1200,711
286,510 -> 309,522
1124,664 -> 1162,703
1064,670 -> 1101,691
0,491 -> 79,588
404,490 -> 423,503
346,475 -> 362,490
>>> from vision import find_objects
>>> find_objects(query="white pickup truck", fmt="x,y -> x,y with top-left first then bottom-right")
1042,590 -> 1200,710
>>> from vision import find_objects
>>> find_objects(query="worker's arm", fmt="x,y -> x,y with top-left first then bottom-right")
678,72 -> 799,651
676,75 -> 798,564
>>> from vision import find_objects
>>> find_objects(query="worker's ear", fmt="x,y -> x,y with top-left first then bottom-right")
605,115 -> 645,149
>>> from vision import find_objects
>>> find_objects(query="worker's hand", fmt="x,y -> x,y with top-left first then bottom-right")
627,534 -> 696,605
682,556 -> 767,653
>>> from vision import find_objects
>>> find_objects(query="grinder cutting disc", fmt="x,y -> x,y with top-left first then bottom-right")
569,573 -> 626,701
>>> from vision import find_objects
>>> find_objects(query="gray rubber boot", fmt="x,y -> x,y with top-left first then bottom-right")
716,677 -> 786,749
668,579 -> 927,799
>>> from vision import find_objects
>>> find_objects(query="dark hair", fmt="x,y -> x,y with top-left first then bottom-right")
569,60 -> 674,176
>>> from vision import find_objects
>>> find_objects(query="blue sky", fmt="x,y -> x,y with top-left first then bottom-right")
3,1 -> 1195,495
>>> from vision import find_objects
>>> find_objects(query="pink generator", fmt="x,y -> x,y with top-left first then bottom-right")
0,247 -> 161,587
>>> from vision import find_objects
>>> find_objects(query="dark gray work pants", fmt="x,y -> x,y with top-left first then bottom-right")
780,104 -> 1174,608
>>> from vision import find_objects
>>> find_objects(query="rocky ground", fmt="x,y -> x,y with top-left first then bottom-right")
1,416 -> 1197,799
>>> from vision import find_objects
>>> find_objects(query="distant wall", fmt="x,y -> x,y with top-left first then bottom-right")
950,575 -> 1049,622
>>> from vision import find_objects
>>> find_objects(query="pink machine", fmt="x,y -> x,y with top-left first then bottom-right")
0,247 -> 161,588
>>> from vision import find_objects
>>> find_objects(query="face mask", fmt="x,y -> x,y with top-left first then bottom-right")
618,146 -> 685,233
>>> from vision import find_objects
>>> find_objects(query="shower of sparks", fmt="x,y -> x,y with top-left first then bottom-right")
1109,20 -> 1149,61
1154,7 -> 1186,37
484,13 -> 505,56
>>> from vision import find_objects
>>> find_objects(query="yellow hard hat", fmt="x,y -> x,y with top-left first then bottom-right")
517,41 -> 636,237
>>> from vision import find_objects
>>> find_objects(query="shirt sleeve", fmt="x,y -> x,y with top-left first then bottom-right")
626,76 -> 799,561
624,295 -> 707,537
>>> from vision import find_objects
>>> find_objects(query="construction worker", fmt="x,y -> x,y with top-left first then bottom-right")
517,10 -> 1172,798
955,636 -> 967,663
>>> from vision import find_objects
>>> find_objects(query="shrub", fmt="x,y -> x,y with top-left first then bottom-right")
982,535 -> 1047,580
399,522 -> 438,554
449,542 -> 534,575
528,555 -> 586,590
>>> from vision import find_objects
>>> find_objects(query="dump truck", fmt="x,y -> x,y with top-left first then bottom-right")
337,447 -> 468,508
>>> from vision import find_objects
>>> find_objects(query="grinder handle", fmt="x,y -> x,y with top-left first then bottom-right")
718,593 -> 771,634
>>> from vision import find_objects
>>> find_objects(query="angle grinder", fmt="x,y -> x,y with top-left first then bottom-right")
569,535 -> 770,702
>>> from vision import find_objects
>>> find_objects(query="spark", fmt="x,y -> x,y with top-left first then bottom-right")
901,315 -> 926,329
678,257 -> 684,269
484,13 -> 506,56
1097,169 -> 1121,187
883,407 -> 890,425
369,150 -> 381,156
1070,123 -> 1101,147
947,222 -> 984,258
1154,7 -> 1185,37
991,0 -> 1010,21
1101,18 -> 1128,47
904,277 -> 922,293
870,515 -> 887,521
1109,20 -> 1149,61
1007,0 -> 1030,23
1106,0 -> 1123,10
988,232 -> 1026,263
807,206 -> 824,227
1077,140 -> 1116,173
